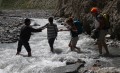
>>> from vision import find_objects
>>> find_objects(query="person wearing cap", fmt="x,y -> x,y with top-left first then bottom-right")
16,18 -> 42,57
91,7 -> 110,56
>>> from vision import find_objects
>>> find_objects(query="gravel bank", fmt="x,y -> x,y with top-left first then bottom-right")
0,10 -> 54,43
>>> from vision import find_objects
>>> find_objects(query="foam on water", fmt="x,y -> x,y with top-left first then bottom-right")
0,69 -> 6,73
0,18 -> 120,73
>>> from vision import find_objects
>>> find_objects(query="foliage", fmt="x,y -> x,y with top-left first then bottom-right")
0,0 -> 57,9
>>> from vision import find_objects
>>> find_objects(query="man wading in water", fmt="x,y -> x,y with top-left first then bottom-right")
16,18 -> 42,57
91,7 -> 110,56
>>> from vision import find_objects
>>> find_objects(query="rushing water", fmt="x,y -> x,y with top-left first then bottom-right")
0,18 -> 120,73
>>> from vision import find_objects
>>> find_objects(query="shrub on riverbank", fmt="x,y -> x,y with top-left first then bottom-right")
0,0 -> 57,9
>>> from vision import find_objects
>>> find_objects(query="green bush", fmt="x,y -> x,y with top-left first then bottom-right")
0,0 -> 57,9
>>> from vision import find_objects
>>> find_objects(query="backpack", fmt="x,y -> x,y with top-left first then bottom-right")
102,13 -> 110,29
73,19 -> 83,34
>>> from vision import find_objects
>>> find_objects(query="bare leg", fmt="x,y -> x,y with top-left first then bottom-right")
97,41 -> 103,55
69,40 -> 74,51
75,47 -> 81,53
103,41 -> 109,54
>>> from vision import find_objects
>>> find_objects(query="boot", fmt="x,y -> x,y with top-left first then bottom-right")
28,52 -> 32,57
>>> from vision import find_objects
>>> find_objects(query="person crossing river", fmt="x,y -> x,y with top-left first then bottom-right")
16,18 -> 42,57
90,7 -> 110,56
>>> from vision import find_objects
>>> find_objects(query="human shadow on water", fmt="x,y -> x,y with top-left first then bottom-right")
54,48 -> 63,54
93,54 -> 120,59
101,54 -> 120,58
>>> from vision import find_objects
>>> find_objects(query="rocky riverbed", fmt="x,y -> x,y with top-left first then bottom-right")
0,10 -> 54,43
0,10 -> 120,73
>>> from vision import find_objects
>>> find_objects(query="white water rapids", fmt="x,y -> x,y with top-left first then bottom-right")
0,18 -> 120,73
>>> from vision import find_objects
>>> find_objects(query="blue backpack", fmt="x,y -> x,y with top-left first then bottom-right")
74,19 -> 83,34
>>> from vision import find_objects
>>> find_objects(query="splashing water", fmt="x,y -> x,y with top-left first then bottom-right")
0,18 -> 120,73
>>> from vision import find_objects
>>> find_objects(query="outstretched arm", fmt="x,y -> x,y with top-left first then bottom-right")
59,29 -> 69,31
29,26 -> 42,32
40,24 -> 48,30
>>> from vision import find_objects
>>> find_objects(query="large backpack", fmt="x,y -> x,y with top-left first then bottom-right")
74,19 -> 83,34
102,13 -> 110,30
97,13 -> 110,30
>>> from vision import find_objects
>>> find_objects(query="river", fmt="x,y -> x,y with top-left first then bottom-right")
0,18 -> 120,73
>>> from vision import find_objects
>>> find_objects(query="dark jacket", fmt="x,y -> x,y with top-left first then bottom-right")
20,25 -> 42,42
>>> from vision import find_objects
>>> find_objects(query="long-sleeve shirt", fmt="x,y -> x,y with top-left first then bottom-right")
20,25 -> 42,42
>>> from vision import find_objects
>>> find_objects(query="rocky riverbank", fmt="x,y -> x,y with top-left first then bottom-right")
0,10 -> 54,43
55,0 -> 120,40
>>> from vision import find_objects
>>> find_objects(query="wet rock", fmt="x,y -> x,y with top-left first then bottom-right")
66,59 -> 85,66
54,62 -> 84,73
95,67 -> 120,73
